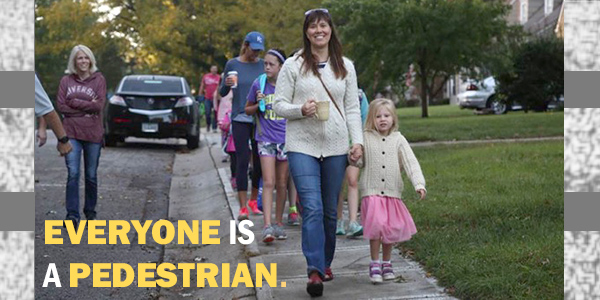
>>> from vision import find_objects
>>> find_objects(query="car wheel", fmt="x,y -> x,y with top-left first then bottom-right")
105,134 -> 119,147
487,96 -> 507,115
187,133 -> 200,149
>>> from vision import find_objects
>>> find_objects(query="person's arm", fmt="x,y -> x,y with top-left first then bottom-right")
63,75 -> 106,113
343,59 -> 363,147
56,77 -> 83,115
245,79 -> 260,115
397,134 -> 426,193
199,75 -> 206,97
36,117 -> 48,147
43,110 -> 72,156
273,59 -> 305,120
219,61 -> 233,97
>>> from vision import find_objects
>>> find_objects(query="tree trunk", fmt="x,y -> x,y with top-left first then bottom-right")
418,63 -> 429,118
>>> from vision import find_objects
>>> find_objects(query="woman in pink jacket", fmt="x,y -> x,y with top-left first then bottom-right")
56,44 -> 107,230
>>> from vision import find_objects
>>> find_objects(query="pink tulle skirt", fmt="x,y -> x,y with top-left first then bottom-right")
361,195 -> 417,244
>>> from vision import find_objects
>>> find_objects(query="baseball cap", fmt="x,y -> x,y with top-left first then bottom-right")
244,31 -> 265,51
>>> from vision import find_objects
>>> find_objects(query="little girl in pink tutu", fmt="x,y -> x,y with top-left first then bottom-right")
357,98 -> 426,283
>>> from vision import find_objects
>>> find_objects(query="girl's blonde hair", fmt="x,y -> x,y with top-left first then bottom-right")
364,98 -> 398,135
66,44 -> 98,74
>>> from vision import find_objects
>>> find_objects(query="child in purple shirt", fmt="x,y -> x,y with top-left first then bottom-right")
245,48 -> 293,243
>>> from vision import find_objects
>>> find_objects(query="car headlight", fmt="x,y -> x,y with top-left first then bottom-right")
109,95 -> 127,107
174,96 -> 194,108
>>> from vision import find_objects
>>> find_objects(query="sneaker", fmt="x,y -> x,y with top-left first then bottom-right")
273,224 -> 287,240
287,212 -> 300,226
63,218 -> 78,230
230,177 -> 237,190
336,219 -> 346,235
262,225 -> 275,243
306,271 -> 323,297
238,207 -> 249,221
85,211 -> 96,221
324,267 -> 334,282
369,262 -> 383,283
346,221 -> 363,238
382,262 -> 395,280
248,199 -> 263,215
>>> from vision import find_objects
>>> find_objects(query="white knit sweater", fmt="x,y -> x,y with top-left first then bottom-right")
273,55 -> 363,158
359,130 -> 426,199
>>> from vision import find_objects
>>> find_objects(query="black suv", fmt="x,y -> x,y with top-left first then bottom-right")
104,75 -> 200,149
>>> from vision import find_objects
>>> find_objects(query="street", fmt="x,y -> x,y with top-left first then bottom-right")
34,135 -> 187,299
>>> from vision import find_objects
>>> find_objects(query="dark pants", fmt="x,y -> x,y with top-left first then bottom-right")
232,121 -> 262,192
204,99 -> 217,130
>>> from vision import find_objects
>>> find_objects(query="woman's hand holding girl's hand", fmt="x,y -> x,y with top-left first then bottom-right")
349,143 -> 363,163
302,99 -> 317,117
417,189 -> 426,200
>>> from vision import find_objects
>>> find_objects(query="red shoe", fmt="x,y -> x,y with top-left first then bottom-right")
238,207 -> 249,221
324,267 -> 334,281
306,271 -> 323,297
247,199 -> 263,215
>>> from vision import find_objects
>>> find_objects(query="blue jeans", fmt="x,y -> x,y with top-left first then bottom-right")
288,152 -> 348,278
204,99 -> 217,130
64,139 -> 102,221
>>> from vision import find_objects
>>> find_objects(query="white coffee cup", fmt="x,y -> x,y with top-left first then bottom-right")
315,101 -> 330,121
227,71 -> 238,89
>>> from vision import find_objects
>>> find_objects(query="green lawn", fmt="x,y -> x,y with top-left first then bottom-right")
399,140 -> 563,299
395,105 -> 563,142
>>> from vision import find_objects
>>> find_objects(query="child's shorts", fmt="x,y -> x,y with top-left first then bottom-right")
257,141 -> 287,161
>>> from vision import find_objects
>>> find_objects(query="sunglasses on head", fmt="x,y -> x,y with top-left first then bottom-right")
304,8 -> 329,16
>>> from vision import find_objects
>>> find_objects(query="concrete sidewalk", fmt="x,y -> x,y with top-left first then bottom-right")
210,133 -> 456,299
165,131 -> 456,299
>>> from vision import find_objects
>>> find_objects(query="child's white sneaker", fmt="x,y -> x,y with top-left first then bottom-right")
382,262 -> 395,280
369,262 -> 383,283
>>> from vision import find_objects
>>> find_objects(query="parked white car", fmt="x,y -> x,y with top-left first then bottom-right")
457,76 -> 517,114
457,76 -> 563,114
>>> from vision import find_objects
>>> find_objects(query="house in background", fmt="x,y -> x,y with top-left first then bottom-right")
446,0 -> 564,105
507,0 -> 564,37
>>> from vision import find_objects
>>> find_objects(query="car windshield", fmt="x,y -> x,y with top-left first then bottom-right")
120,78 -> 183,94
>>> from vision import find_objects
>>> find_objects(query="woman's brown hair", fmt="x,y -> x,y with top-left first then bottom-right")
300,10 -> 347,79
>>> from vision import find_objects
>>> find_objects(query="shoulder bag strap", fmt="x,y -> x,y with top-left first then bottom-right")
316,73 -> 345,121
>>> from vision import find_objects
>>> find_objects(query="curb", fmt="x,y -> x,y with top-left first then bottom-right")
217,167 -> 273,300
411,136 -> 564,147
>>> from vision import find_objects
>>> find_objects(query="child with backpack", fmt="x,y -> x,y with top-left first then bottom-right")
245,48 -> 294,243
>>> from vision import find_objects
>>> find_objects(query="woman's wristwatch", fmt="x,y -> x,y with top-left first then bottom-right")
58,136 -> 70,144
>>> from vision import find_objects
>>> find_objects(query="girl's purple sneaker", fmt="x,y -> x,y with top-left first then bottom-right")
369,262 -> 383,283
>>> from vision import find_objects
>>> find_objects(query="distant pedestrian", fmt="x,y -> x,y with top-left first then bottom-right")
56,44 -> 107,230
273,8 -> 363,297
219,31 -> 266,220
245,48 -> 294,243
359,98 -> 426,284
198,65 -> 221,132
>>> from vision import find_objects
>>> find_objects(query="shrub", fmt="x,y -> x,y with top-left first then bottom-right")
496,37 -> 563,112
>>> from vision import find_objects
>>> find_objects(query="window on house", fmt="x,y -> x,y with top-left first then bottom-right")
520,1 -> 528,24
545,0 -> 553,16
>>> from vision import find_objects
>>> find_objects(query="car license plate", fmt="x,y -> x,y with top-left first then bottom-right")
142,123 -> 158,133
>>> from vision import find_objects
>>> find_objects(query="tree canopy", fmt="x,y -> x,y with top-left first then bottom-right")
35,0 -> 321,97
327,0 -> 517,117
